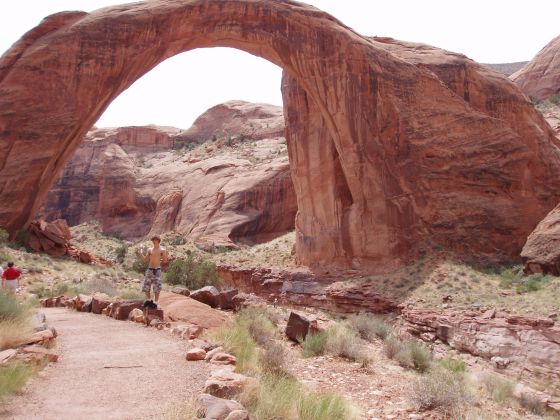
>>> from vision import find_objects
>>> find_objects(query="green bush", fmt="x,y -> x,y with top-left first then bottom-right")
481,374 -> 513,403
516,273 -> 552,294
301,331 -> 328,358
164,255 -> 221,290
438,357 -> 466,374
0,229 -> 9,244
407,341 -> 432,373
0,361 -> 33,402
213,315 -> 258,374
324,323 -> 364,361
298,392 -> 358,420
347,312 -> 391,341
385,336 -> 432,372
411,367 -> 470,411
131,252 -> 149,274
115,244 -> 128,263
0,290 -> 27,322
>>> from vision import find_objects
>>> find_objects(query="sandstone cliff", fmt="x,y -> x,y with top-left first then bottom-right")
38,101 -> 297,245
2,1 -> 560,269
511,34 -> 560,101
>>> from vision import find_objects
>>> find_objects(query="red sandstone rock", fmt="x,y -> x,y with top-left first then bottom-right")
186,348 -> 206,361
19,345 -> 58,363
210,353 -> 237,366
171,287 -> 190,297
27,219 -> 71,257
521,203 -> 560,275
204,369 -> 249,398
143,308 -> 164,325
157,291 -> 229,329
285,312 -> 318,342
190,286 -> 220,308
73,294 -> 93,312
91,293 -> 112,315
111,300 -> 144,321
218,289 -> 239,310
402,308 -> 560,382
38,103 -> 296,245
1,1 -> 560,269
196,393 -> 245,420
511,35 -> 560,101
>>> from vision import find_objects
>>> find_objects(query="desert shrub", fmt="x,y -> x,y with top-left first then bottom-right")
0,290 -> 27,322
411,367 -> 470,411
438,357 -> 466,374
384,334 -> 405,359
0,229 -> 9,244
324,323 -> 364,361
347,312 -> 391,341
213,316 -> 258,374
519,393 -> 546,415
13,229 -> 30,250
549,94 -> 560,106
0,361 -> 33,401
240,373 -> 301,419
298,391 -> 358,420
301,331 -> 328,358
516,273 -> 552,294
115,244 -> 128,263
258,340 -> 289,375
481,374 -> 513,403
165,255 -> 221,290
0,319 -> 33,351
407,341 -> 432,373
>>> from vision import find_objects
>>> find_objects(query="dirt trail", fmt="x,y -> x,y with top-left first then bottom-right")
2,308 -> 209,419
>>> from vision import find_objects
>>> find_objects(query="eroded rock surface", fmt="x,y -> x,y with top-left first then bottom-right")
2,1 -> 560,269
521,203 -> 560,274
512,34 -> 560,101
38,101 -> 297,245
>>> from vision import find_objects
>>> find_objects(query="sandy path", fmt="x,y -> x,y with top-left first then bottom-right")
2,308 -> 209,419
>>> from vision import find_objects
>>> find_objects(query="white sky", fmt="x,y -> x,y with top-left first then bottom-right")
2,1 -> 559,129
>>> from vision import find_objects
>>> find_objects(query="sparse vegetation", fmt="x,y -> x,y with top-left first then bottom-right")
481,374 -> 514,403
0,229 -> 9,244
324,323 -> 364,362
115,244 -> 128,263
297,391 -> 358,420
0,361 -> 34,402
519,393 -> 546,415
438,357 -> 466,374
383,334 -> 404,359
164,254 -> 221,290
384,335 -> 432,373
301,331 -> 328,358
346,312 -> 391,341
411,367 -> 470,411
258,340 -> 289,375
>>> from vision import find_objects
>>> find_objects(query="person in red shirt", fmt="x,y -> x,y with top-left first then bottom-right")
2,262 -> 21,294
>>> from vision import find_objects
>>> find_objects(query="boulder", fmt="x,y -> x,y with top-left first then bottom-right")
190,286 -> 220,308
231,293 -> 266,312
91,293 -> 112,314
111,300 -> 144,321
26,219 -> 71,257
143,308 -> 164,325
128,308 -> 145,323
203,369 -> 249,398
26,329 -> 55,346
73,294 -> 93,312
204,346 -> 224,361
196,393 -> 245,420
521,203 -> 560,275
186,348 -> 207,361
209,353 -> 237,366
285,312 -> 318,342
157,291 -> 229,328
218,289 -> 239,310
18,345 -> 58,363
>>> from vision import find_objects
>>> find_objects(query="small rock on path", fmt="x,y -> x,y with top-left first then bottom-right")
1,308 -> 209,419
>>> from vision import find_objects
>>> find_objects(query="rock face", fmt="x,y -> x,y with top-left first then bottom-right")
2,2 -> 560,270
38,102 -> 296,244
402,308 -> 560,400
285,312 -> 318,342
27,219 -> 71,257
511,35 -> 560,101
521,203 -> 560,274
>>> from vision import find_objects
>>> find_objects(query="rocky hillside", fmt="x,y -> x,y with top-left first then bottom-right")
37,101 -> 297,248
512,34 -> 560,101
482,61 -> 528,76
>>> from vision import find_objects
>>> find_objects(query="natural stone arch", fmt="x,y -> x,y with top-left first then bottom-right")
1,0 -> 560,269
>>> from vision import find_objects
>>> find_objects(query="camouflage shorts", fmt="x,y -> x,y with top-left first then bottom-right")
142,268 -> 162,293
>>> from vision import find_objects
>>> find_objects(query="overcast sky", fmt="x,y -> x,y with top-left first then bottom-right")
2,1 -> 559,128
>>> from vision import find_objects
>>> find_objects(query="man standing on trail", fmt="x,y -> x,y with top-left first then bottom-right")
139,236 -> 168,305
2,262 -> 21,294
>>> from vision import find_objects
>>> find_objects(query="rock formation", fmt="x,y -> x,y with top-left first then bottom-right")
38,101 -> 297,244
511,34 -> 560,101
2,1 -> 560,270
521,203 -> 560,274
